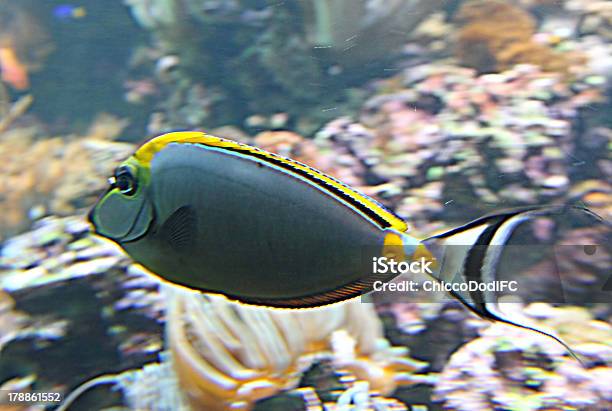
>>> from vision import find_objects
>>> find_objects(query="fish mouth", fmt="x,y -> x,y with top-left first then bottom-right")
87,186 -> 114,236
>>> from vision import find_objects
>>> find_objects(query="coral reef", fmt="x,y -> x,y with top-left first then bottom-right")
434,305 -> 612,411
454,0 -> 578,74
0,121 -> 134,240
0,216 -> 125,291
0,215 -> 165,404
0,290 -> 66,352
62,357 -> 415,411
165,288 -> 430,410
379,302 -> 483,372
0,214 -> 165,323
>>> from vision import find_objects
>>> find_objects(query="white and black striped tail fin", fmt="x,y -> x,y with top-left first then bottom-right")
421,205 -> 602,365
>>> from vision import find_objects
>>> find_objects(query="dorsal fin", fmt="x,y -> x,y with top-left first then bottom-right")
134,131 -> 408,231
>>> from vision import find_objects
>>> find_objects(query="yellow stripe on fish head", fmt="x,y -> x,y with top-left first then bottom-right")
134,131 -> 224,167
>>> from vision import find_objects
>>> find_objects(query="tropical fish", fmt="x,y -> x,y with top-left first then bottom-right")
53,5 -> 86,21
0,47 -> 28,89
89,131 -> 597,361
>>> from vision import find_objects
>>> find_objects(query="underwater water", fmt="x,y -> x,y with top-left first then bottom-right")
0,0 -> 610,410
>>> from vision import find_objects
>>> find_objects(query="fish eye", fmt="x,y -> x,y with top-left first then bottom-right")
113,166 -> 137,196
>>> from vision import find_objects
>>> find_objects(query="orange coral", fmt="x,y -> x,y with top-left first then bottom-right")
454,0 -> 573,74
0,47 -> 29,89
0,1 -> 53,89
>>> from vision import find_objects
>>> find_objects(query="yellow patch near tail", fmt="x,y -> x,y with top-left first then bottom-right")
383,231 -> 406,262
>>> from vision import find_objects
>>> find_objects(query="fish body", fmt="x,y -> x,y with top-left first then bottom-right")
90,132 -> 599,359
91,132 -> 419,307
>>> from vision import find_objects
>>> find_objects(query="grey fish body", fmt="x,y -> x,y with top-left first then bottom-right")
121,142 -> 399,305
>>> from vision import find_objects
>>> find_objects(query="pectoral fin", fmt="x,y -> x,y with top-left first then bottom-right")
160,206 -> 197,251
